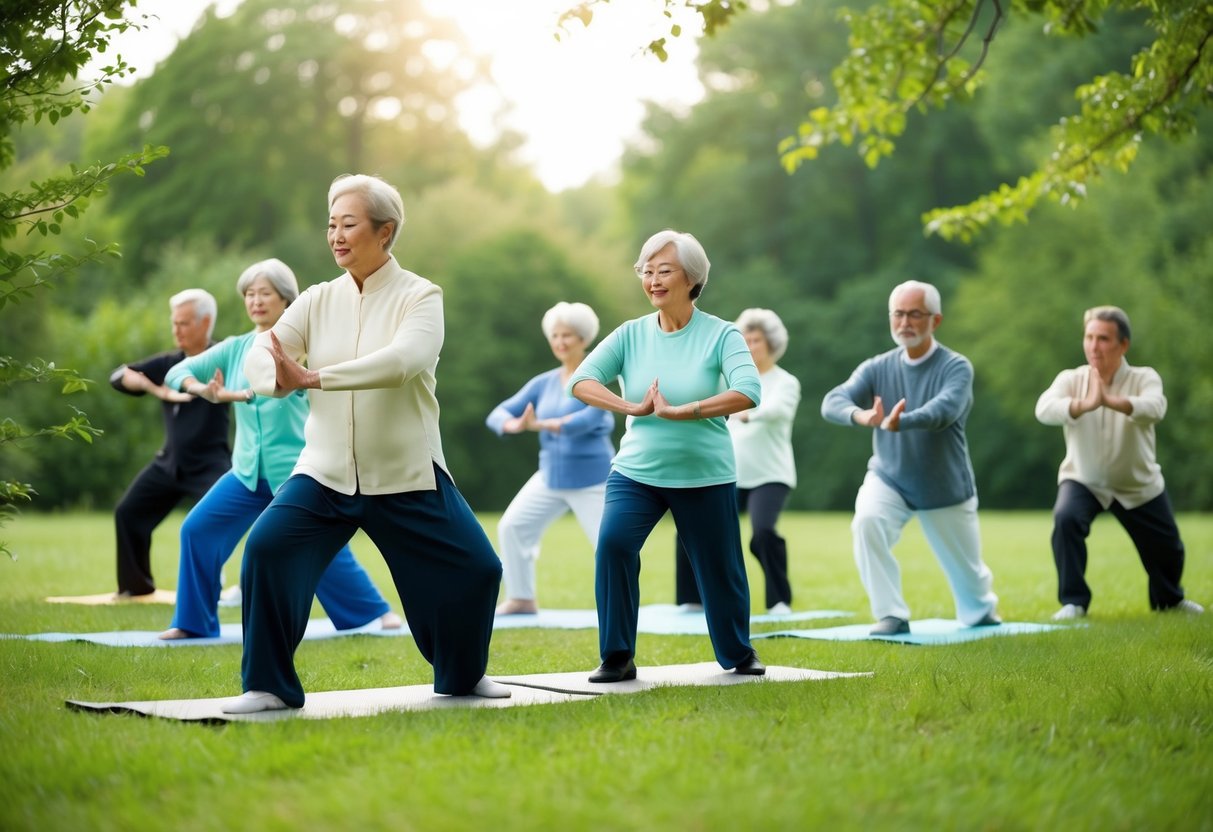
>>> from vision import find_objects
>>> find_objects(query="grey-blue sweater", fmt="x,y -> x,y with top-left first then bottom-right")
821,343 -> 977,510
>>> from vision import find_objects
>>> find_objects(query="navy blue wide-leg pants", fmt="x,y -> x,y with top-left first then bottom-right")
240,467 -> 502,707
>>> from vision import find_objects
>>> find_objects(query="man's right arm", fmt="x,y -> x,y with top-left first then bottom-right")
821,361 -> 872,427
1035,369 -> 1078,426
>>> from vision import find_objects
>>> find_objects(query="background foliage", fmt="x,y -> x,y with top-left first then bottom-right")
1,0 -> 1210,517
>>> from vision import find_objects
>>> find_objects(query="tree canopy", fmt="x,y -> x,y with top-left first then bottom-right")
564,0 -> 1213,240
0,0 -> 164,553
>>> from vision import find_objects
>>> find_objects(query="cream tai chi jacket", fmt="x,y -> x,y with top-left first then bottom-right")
244,256 -> 449,495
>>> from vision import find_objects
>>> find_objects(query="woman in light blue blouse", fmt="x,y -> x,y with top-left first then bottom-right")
568,230 -> 767,682
159,259 -> 400,639
486,302 -> 615,615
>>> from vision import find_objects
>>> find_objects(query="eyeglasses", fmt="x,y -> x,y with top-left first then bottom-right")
636,267 -> 683,279
889,310 -> 932,321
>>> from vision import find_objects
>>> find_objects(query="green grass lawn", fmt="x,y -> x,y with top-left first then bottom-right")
1,510 -> 1210,831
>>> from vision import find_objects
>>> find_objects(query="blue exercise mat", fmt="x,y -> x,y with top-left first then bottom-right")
753,618 -> 1070,645
3,605 -> 851,648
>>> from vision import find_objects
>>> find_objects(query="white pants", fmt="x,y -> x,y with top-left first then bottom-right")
497,472 -> 606,601
852,471 -> 997,624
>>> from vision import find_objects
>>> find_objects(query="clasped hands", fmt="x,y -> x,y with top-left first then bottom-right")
854,395 -> 905,432
632,378 -> 698,420
502,403 -> 565,434
1070,365 -> 1129,417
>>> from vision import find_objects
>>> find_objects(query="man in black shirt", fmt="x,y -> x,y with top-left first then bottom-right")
108,289 -> 231,598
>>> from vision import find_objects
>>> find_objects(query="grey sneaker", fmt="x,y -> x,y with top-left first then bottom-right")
972,611 -> 1002,627
869,616 -> 910,635
1052,603 -> 1086,621
1170,599 -> 1204,614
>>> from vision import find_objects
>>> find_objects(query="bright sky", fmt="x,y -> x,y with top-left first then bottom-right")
109,0 -> 705,191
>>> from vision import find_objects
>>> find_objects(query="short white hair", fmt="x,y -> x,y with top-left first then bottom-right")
735,308 -> 789,362
889,280 -> 941,315
169,289 -> 217,339
634,229 -> 711,300
542,301 -> 600,344
236,258 -> 299,305
328,174 -> 405,250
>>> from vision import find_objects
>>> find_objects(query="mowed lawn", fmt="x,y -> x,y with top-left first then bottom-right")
1,510 -> 1210,831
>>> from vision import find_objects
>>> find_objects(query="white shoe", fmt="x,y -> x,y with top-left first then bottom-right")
1171,599 -> 1204,614
767,602 -> 792,615
470,676 -> 512,699
378,611 -> 404,630
1052,604 -> 1086,621
677,603 -> 704,613
218,585 -> 242,608
221,690 -> 288,714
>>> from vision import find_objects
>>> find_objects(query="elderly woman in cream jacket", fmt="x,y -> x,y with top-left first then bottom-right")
222,174 -> 507,714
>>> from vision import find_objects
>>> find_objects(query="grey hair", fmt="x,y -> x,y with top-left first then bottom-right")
889,280 -> 942,315
169,289 -> 217,339
542,301 -> 600,344
735,308 -> 789,362
634,229 -> 711,300
328,174 -> 405,250
236,258 -> 299,305
1084,305 -> 1131,342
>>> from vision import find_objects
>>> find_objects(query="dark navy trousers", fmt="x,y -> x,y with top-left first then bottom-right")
1052,479 -> 1186,611
596,471 -> 753,669
240,467 -> 502,707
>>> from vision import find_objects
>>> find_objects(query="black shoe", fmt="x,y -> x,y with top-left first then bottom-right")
870,616 -> 910,635
588,655 -> 637,683
972,611 -> 1002,627
733,651 -> 766,676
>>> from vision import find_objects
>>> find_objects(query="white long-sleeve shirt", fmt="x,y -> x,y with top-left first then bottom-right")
1035,359 -> 1167,509
244,257 -> 449,495
729,364 -> 800,489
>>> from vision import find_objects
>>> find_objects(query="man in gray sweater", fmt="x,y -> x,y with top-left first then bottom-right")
822,280 -> 1000,635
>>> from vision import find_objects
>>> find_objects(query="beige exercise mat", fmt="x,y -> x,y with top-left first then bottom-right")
45,589 -> 177,605
66,663 -> 871,722
495,661 -> 872,696
68,682 -> 589,723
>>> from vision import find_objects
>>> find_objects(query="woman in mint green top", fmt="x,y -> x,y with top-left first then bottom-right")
158,259 -> 398,639
568,229 -> 766,683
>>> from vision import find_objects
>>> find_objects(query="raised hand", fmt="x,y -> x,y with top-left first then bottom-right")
854,395 -> 886,428
502,402 -> 536,434
269,331 -> 314,392
881,398 -> 907,432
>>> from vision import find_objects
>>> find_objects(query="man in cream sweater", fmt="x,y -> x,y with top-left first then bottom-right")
1036,305 -> 1202,621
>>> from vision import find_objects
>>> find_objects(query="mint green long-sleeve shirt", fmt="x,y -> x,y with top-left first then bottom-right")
568,309 -> 761,488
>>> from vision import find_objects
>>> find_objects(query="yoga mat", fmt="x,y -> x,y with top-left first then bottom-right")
45,589 -> 177,605
6,605 -> 851,647
66,662 -> 871,722
494,661 -> 871,697
753,618 -> 1068,645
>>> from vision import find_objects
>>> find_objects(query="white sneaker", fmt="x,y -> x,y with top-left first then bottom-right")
677,603 -> 704,613
767,602 -> 792,615
221,690 -> 288,714
1171,599 -> 1204,614
218,585 -> 242,608
1052,603 -> 1087,621
469,676 -> 512,698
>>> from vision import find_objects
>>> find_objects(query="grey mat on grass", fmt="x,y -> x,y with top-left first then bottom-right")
753,618 -> 1068,645
66,662 -> 871,722
7,605 -> 850,647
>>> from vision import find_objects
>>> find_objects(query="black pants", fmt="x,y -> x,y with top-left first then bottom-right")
676,483 -> 792,609
113,461 -> 227,595
1051,479 -> 1186,611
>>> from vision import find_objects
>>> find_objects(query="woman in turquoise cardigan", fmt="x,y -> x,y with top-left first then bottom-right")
159,258 -> 400,639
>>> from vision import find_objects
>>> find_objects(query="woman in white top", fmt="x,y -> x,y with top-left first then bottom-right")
222,174 -> 508,713
676,308 -> 801,613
